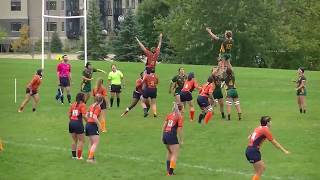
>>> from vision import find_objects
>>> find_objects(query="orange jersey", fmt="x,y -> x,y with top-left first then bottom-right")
199,83 -> 214,97
69,102 -> 86,121
163,112 -> 183,133
181,79 -> 198,92
87,104 -> 101,123
93,86 -> 107,97
27,75 -> 42,91
135,78 -> 143,93
248,126 -> 273,149
143,74 -> 159,88
145,47 -> 160,68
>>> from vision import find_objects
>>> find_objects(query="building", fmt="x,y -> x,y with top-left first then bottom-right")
0,0 -> 142,52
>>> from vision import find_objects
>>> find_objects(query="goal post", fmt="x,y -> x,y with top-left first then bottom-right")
41,0 -> 88,69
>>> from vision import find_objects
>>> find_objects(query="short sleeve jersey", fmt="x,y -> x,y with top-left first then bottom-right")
27,75 -> 42,91
248,126 -> 274,149
218,35 -> 233,54
69,102 -> 86,121
172,75 -> 186,91
108,70 -> 123,85
163,112 -> 183,134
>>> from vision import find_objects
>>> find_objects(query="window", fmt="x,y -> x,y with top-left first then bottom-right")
107,20 -> 112,31
61,1 -> 64,10
46,1 -> 57,10
61,22 -> 65,31
47,22 -> 57,31
126,0 -> 129,8
132,0 -> 135,8
11,0 -> 21,11
138,0 -> 142,4
11,22 -> 22,32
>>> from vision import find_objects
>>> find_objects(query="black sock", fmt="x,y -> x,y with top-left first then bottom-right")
169,168 -> 174,175
117,98 -> 120,107
110,98 -> 114,107
166,160 -> 170,172
32,108 -> 36,112
146,105 -> 150,112
198,113 -> 205,123
221,112 -> 225,119
72,150 -> 76,158
303,109 -> 306,114
238,113 -> 242,120
67,94 -> 71,103
300,108 -> 302,113
227,114 -> 231,120
60,95 -> 64,103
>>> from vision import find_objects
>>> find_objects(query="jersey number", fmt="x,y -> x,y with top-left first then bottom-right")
167,120 -> 174,127
251,132 -> 257,141
72,110 -> 79,116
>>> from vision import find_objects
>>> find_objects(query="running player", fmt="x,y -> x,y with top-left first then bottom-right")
197,77 -> 215,124
18,69 -> 43,112
68,93 -> 87,159
143,68 -> 159,117
93,78 -> 108,132
81,62 -> 106,103
56,55 -> 72,104
180,72 -> 200,121
86,96 -> 103,163
246,116 -> 290,180
162,103 -> 184,176
107,64 -> 124,108
206,28 -> 233,71
136,33 -> 163,71
295,67 -> 307,113
212,67 -> 225,119
225,68 -> 241,120
169,67 -> 186,103
121,72 -> 148,117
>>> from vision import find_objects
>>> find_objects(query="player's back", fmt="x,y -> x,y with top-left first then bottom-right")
164,112 -> 183,134
248,126 -> 273,149
69,102 -> 86,121
144,74 -> 158,88
87,104 -> 101,123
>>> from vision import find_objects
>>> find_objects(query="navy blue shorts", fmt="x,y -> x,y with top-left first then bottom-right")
111,84 -> 121,93
59,77 -> 70,87
26,88 -> 38,96
69,120 -> 84,134
245,146 -> 261,164
197,96 -> 209,108
132,91 -> 142,99
162,132 -> 179,145
180,91 -> 192,102
85,123 -> 99,136
143,88 -> 157,99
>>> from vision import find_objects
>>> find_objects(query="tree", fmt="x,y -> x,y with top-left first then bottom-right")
11,24 -> 31,53
51,31 -> 63,53
113,9 -> 140,61
0,26 -> 7,43
87,0 -> 105,60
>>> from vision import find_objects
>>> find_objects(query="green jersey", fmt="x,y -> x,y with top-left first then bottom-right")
82,68 -> 97,84
212,74 -> 224,89
172,75 -> 186,92
225,74 -> 236,90
218,35 -> 233,54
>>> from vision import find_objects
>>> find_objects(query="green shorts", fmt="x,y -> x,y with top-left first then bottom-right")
219,53 -> 232,61
296,88 -> 307,96
213,88 -> 223,99
81,82 -> 91,93
227,88 -> 238,98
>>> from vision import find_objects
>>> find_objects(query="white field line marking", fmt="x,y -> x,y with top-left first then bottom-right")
3,141 -> 300,180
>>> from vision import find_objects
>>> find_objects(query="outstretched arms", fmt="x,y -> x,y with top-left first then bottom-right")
206,27 -> 219,41
157,33 -> 163,49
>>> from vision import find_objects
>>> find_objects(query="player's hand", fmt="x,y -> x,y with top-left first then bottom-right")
284,150 -> 290,154
160,33 -> 163,38
206,27 -> 211,32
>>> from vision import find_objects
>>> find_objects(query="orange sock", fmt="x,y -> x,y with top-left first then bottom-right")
88,150 -> 94,159
204,111 -> 213,124
100,119 -> 106,131
169,160 -> 176,169
252,174 -> 260,180
190,110 -> 195,120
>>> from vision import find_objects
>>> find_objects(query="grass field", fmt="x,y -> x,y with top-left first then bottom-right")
0,59 -> 319,180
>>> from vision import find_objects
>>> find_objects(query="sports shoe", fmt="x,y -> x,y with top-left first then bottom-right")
72,156 -> 77,159
77,157 -> 83,160
153,114 -> 157,118
144,113 -> 149,118
86,159 -> 96,164
121,108 -> 129,117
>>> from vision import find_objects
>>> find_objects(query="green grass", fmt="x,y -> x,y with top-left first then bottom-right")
0,59 -> 319,180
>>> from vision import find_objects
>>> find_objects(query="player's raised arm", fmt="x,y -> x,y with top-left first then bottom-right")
206,27 -> 219,41
136,37 -> 147,53
157,33 -> 163,49
270,139 -> 290,154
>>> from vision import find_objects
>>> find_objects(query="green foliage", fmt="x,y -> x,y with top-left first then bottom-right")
11,24 -> 31,53
87,0 -> 105,60
113,9 -> 140,61
50,32 -> 63,53
0,26 -> 7,43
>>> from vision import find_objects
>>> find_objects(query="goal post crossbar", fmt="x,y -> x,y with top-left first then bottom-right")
41,0 -> 87,69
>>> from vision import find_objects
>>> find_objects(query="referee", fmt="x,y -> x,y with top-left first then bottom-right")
107,64 -> 124,108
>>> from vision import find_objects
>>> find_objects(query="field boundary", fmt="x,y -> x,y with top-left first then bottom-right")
3,140 -> 301,180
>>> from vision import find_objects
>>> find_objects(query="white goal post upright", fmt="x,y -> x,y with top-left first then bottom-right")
41,0 -> 88,69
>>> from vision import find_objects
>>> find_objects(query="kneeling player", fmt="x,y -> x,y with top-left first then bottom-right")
197,77 -> 215,124
245,116 -> 290,180
68,93 -> 87,159
162,103 -> 184,176
85,96 -> 103,163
